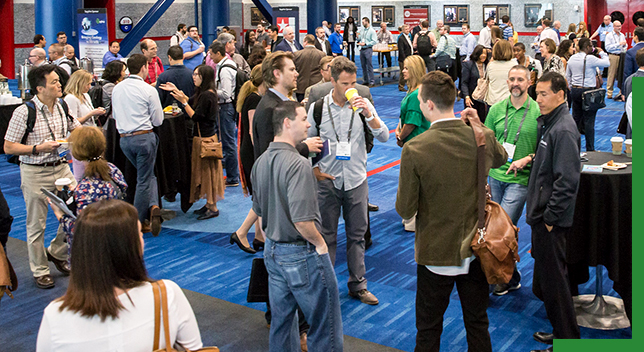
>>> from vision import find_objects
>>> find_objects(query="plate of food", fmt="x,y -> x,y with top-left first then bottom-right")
56,139 -> 68,146
601,160 -> 628,170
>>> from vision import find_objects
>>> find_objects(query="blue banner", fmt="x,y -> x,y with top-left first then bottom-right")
77,8 -> 109,72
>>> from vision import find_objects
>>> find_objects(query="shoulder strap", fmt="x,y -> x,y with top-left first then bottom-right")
158,280 -> 173,352
470,123 -> 488,231
21,101 -> 37,145
152,281 -> 161,351
313,98 -> 324,135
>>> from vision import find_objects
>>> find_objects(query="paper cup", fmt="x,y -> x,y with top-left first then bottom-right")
625,139 -> 632,157
55,177 -> 72,191
344,88 -> 359,111
610,136 -> 624,155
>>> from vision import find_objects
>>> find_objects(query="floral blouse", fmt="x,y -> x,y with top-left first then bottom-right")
543,55 -> 566,76
60,163 -> 127,261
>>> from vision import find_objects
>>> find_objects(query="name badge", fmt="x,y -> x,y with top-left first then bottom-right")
503,142 -> 516,163
58,145 -> 70,159
336,141 -> 351,160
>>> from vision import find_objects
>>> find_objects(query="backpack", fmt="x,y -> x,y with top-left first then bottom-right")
217,61 -> 250,106
312,98 -> 373,154
87,81 -> 110,126
53,66 -> 70,92
417,32 -> 433,56
60,59 -> 80,74
21,98 -> 74,145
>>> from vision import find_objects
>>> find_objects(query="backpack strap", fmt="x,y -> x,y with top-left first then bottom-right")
21,101 -> 37,145
313,98 -> 324,135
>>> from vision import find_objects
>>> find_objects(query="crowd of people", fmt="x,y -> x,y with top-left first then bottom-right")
1,13 -> 640,352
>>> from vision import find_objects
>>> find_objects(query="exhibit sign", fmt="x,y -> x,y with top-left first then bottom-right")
77,8 -> 109,70
403,5 -> 430,27
274,6 -> 300,40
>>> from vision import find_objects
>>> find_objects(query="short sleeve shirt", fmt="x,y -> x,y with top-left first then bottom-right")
4,96 -> 80,164
251,142 -> 321,243
400,89 -> 430,142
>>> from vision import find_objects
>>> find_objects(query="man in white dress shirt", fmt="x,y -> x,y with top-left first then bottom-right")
478,18 -> 495,49
540,19 -> 560,45
111,54 -> 164,236
604,21 -> 628,99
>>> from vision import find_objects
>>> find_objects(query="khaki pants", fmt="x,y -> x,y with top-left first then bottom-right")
607,54 -> 620,97
20,163 -> 76,277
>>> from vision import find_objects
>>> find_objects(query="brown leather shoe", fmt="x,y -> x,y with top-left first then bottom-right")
300,332 -> 308,352
150,205 -> 162,237
46,250 -> 70,276
141,220 -> 152,233
349,289 -> 379,305
34,275 -> 55,289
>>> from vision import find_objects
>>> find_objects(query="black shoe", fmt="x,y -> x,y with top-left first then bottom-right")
493,282 -> 521,296
34,275 -> 55,289
530,348 -> 553,352
533,332 -> 554,345
193,205 -> 208,215
253,239 -> 265,251
230,232 -> 257,254
365,238 -> 373,250
368,203 -> 379,212
163,193 -> 176,202
197,209 -> 219,220
46,250 -> 70,276
225,180 -> 240,187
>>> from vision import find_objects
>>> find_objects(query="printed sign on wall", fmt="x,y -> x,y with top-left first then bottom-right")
273,7 -> 300,41
403,5 -> 430,28
78,8 -> 109,71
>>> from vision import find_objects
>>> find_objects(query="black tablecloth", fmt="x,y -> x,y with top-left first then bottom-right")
0,104 -> 21,154
105,114 -> 193,212
567,151 -> 632,321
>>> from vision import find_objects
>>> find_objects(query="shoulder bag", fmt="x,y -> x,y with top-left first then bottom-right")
152,281 -> 220,352
469,123 -> 520,285
195,116 -> 223,159
1,244 -> 18,300
471,67 -> 489,102
581,54 -> 606,112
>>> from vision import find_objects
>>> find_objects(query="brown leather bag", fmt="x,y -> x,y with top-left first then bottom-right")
469,123 -> 520,285
1,244 -> 18,300
152,281 -> 219,352
195,123 -> 223,159
471,70 -> 489,102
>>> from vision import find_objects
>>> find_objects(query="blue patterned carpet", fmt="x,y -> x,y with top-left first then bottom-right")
0,67 -> 632,351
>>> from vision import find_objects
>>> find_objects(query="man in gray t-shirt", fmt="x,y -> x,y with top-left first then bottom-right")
251,101 -> 343,352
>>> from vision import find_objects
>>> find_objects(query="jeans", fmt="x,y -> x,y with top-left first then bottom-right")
264,238 -> 343,352
360,47 -> 374,85
219,103 -> 240,183
120,132 -> 159,223
571,87 -> 598,151
489,177 -> 527,287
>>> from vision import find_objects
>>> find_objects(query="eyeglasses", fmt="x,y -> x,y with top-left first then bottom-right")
192,73 -> 200,77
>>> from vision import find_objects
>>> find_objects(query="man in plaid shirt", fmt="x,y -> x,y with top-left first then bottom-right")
4,64 -> 80,289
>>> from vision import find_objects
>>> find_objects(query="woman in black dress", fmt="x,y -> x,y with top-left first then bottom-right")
229,65 -> 266,253
159,65 -> 224,221
343,16 -> 358,62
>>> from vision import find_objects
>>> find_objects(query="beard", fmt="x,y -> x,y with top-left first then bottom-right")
511,87 -> 525,97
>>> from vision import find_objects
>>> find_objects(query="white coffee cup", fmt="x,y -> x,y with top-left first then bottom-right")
625,139 -> 632,157
55,178 -> 72,191
610,136 -> 624,155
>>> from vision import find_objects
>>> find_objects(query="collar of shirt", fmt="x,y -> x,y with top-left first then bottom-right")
505,96 -> 530,112
268,141 -> 298,153
269,88 -> 291,101
328,89 -> 351,108
127,74 -> 144,82
431,117 -> 460,125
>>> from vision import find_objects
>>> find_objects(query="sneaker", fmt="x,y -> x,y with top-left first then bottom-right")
493,282 -> 521,296
225,180 -> 240,187
349,289 -> 379,305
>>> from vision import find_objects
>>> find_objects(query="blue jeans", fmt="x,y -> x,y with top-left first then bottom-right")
120,133 -> 159,222
489,177 -> 527,287
360,47 -> 374,85
219,103 -> 240,183
264,238 -> 343,352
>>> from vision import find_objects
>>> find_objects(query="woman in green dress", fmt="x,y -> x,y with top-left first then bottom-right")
395,55 -> 431,147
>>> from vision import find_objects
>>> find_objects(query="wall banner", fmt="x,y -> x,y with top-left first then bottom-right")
77,8 -> 109,71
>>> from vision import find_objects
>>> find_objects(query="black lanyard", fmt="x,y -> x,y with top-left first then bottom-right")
40,102 -> 65,141
326,96 -> 355,143
503,99 -> 530,145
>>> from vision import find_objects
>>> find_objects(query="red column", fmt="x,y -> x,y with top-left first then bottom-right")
0,0 -> 15,79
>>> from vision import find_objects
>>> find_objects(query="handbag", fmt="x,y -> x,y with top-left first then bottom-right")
435,53 -> 453,71
195,123 -> 223,159
468,123 -> 520,285
247,258 -> 269,303
471,68 -> 489,102
1,244 -> 18,300
151,281 -> 220,352
581,55 -> 606,112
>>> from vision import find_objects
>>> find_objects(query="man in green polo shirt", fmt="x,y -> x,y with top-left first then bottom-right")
484,65 -> 540,296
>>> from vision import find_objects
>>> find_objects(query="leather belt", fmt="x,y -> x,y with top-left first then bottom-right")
572,85 -> 594,89
609,53 -> 621,56
23,159 -> 66,167
120,129 -> 153,138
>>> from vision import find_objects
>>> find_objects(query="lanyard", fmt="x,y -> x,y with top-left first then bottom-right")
326,96 -> 355,143
40,102 -> 66,141
503,99 -> 530,145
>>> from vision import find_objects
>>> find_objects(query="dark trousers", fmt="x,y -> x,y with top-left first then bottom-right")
571,87 -> 599,151
378,52 -> 392,72
421,55 -> 436,72
531,222 -> 580,339
398,61 -> 407,89
415,260 -> 492,352
0,187 -> 13,251
346,42 -> 356,62
296,93 -> 305,102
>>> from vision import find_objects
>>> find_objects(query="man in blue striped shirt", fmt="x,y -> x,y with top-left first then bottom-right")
500,15 -> 513,41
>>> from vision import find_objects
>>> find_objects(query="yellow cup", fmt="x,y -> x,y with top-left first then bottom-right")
345,88 -> 359,111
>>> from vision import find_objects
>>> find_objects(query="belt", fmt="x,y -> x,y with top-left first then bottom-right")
120,129 -> 153,138
572,85 -> 594,89
219,101 -> 233,105
609,53 -> 621,56
23,159 -> 66,167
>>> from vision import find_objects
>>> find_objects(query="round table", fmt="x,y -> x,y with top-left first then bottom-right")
568,151 -> 632,329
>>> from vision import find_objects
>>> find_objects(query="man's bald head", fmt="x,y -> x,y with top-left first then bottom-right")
64,45 -> 76,60
29,48 -> 47,65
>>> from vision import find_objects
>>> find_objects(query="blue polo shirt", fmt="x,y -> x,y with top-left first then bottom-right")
329,32 -> 343,54
180,37 -> 205,70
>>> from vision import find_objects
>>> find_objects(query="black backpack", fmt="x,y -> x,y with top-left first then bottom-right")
60,59 -> 80,74
217,61 -> 250,106
53,66 -> 70,92
87,81 -> 110,126
21,98 -> 74,145
312,98 -> 374,154
417,32 -> 434,56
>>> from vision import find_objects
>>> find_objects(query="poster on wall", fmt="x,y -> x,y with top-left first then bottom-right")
371,6 -> 395,27
77,8 -> 108,72
524,4 -> 553,27
444,5 -> 469,25
339,6 -> 361,24
274,7 -> 300,40
403,5 -> 430,27
483,5 -> 511,25
251,7 -> 268,26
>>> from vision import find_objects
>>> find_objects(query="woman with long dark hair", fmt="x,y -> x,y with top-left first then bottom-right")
462,45 -> 490,121
37,200 -> 203,351
247,43 -> 267,70
343,16 -> 358,61
242,30 -> 257,60
160,65 -> 225,220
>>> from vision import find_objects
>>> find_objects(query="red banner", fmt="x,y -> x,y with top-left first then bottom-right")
403,6 -> 429,27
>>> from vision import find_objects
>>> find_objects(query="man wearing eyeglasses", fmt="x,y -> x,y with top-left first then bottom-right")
28,48 -> 48,67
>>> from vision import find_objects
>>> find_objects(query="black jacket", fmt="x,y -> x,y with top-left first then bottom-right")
314,38 -> 333,56
397,34 -> 413,64
460,61 -> 485,98
252,90 -> 309,159
343,21 -> 358,43
526,103 -> 581,228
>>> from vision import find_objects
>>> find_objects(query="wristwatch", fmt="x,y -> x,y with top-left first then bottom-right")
32,145 -> 38,155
